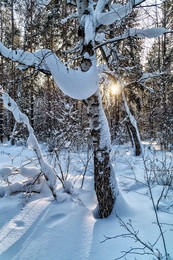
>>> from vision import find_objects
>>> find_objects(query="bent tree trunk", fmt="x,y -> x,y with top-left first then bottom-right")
85,91 -> 116,218
122,91 -> 142,156
126,119 -> 142,156
100,48 -> 142,157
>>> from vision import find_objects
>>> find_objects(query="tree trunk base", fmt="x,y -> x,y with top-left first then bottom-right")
94,150 -> 115,218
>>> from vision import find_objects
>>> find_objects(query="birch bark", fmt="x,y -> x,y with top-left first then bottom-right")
76,0 -> 117,218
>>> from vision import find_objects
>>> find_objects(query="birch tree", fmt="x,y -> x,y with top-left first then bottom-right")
0,0 -> 168,217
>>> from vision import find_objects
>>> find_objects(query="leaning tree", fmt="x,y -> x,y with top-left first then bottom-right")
0,0 -> 168,218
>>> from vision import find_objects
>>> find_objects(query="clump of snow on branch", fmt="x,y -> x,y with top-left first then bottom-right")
20,167 -> 40,179
63,180 -> 73,194
0,167 -> 13,181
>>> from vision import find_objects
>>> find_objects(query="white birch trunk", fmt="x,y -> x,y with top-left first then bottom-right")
76,0 -> 117,218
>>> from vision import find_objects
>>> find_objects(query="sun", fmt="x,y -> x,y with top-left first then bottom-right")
110,83 -> 121,95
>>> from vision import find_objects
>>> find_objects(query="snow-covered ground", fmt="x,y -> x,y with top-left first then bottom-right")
0,143 -> 172,260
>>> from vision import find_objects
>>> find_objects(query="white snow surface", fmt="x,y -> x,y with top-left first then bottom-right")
0,143 -> 172,260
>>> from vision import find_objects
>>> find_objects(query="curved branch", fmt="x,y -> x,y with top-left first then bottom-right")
0,42 -> 98,100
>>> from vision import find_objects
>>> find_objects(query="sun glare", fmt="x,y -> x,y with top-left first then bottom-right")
110,83 -> 121,95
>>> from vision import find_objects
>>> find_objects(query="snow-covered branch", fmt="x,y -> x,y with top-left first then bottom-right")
95,28 -> 168,49
95,0 -> 146,27
0,42 -> 98,100
96,1 -> 133,26
95,0 -> 145,18
140,72 -> 165,82
0,89 -> 58,199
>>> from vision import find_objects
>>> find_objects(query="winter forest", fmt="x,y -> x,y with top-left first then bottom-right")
0,0 -> 173,259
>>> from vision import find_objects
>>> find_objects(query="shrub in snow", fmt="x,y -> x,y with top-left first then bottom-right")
0,165 -> 42,198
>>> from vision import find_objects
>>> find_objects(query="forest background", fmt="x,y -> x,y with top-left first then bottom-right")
0,0 -> 172,153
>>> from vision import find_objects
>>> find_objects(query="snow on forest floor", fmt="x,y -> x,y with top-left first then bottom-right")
0,142 -> 173,260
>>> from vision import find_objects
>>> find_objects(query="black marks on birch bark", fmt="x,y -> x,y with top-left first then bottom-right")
86,93 -> 115,218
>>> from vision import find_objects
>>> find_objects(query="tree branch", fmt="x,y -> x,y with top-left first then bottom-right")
0,42 -> 98,100
133,0 -> 146,8
95,28 -> 169,49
